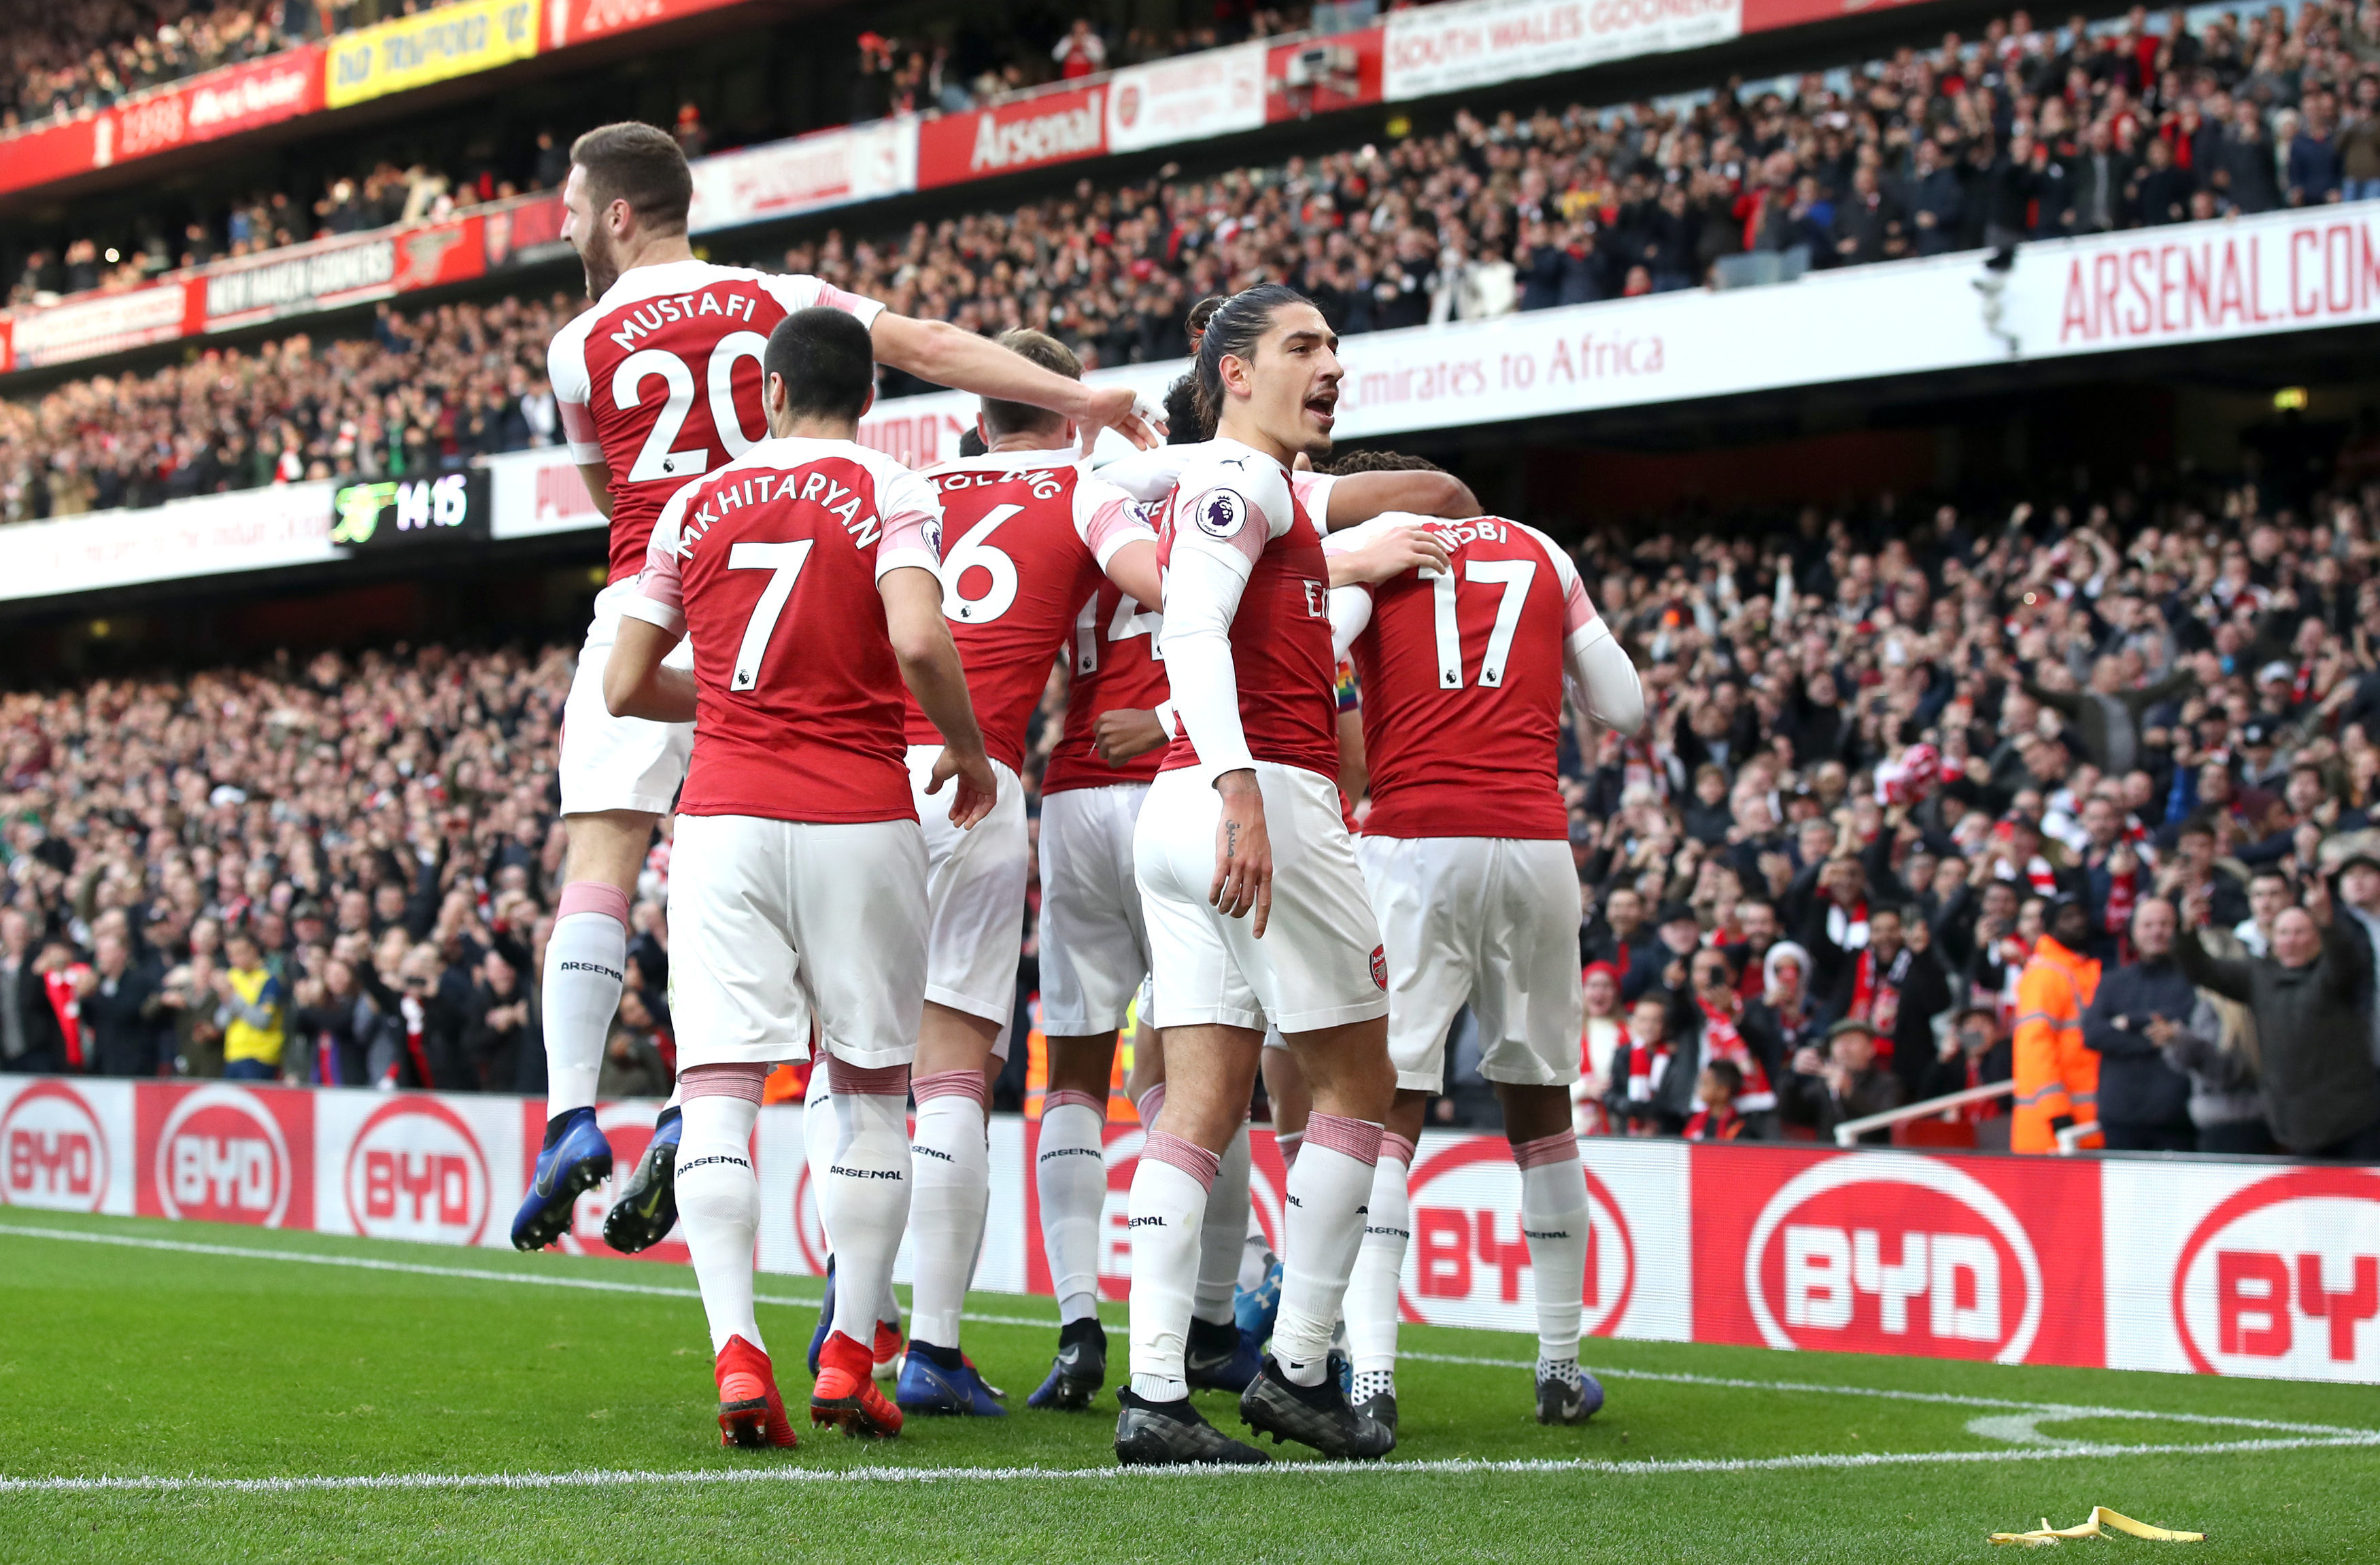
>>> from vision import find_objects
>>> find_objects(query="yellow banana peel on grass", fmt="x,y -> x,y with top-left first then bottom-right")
1989,1507 -> 2205,1546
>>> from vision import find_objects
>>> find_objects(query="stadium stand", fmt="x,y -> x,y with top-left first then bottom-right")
17,0 -> 2380,516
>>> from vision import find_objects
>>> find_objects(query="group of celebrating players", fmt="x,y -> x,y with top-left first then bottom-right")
503,121 -> 1645,1466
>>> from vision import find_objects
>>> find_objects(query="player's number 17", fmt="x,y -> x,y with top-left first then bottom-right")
1427,557 -> 1535,689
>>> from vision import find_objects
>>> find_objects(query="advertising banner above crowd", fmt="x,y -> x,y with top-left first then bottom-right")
919,86 -> 1108,189
0,481 -> 336,603
325,0 -> 542,109
1106,41 -> 1272,153
1381,0 -> 1744,102
686,118 -> 919,233
3,1073 -> 2371,1381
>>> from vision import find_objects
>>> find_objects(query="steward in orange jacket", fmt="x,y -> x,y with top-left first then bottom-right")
2013,900 -> 2104,1152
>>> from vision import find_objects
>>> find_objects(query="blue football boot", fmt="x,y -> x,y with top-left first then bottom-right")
1234,1252 -> 1282,1357
600,1105 -> 681,1254
510,1107 -> 612,1251
807,1256 -> 838,1377
895,1345 -> 1008,1416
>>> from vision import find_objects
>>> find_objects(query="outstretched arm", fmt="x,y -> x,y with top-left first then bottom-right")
870,312 -> 1158,449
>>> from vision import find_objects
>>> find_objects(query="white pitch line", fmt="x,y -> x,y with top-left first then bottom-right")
1399,1352 -> 2371,1439
8,1220 -> 2373,1445
5,1432 -> 2375,1498
0,1221 -> 1069,1331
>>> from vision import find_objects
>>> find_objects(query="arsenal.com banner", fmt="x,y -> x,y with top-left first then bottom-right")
3,1073 -> 2374,1382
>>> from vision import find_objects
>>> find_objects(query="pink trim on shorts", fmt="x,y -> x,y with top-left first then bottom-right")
1380,1132 -> 1417,1168
679,1063 -> 766,1103
1044,1088 -> 1106,1116
557,880 -> 631,925
1303,1113 -> 1384,1165
1513,1131 -> 1579,1171
1274,1129 -> 1303,1169
1142,1131 -> 1221,1190
1135,1083 -> 1166,1126
827,1056 -> 910,1098
913,1069 -> 989,1109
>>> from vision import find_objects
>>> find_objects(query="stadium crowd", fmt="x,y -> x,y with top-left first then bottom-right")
18,0 -> 2380,512
19,0 -> 2380,313
0,296 -> 572,519
7,426 -> 2380,1159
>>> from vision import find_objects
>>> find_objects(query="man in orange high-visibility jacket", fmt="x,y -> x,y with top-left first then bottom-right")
2013,898 -> 2103,1152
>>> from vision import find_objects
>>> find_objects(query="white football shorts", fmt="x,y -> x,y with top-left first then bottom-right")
666,811 -> 928,1071
1036,782 -> 1153,1036
1134,761 -> 1388,1035
560,578 -> 695,817
906,743 -> 1027,1055
1356,834 -> 1584,1092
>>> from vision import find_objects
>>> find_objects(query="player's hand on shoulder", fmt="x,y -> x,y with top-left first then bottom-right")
1093,708 -> 1169,766
928,744 -> 1001,830
1339,520 -> 1450,585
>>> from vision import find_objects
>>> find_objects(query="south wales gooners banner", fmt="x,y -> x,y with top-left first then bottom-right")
3,1074 -> 2372,1383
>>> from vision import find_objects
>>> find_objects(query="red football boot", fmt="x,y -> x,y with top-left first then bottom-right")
714,1335 -> 798,1449
812,1330 -> 904,1438
872,1318 -> 906,1382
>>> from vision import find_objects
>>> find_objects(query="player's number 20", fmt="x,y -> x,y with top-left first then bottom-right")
611,332 -> 771,483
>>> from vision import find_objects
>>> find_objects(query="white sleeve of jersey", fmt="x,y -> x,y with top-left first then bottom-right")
1289,470 -> 1338,531
1565,619 -> 1644,735
1073,473 -> 1158,570
759,272 -> 887,330
1155,455 -> 1292,782
546,314 -> 603,466
1327,582 -> 1374,664
619,479 -> 703,636
873,463 -> 945,580
1095,443 -> 1191,501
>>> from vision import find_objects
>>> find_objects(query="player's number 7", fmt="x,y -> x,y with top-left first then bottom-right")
726,540 -> 814,691
1428,557 -> 1535,689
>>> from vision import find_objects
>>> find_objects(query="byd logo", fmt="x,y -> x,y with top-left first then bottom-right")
345,1098 -> 490,1243
1,1082 -> 108,1211
2172,1167 -> 2380,1377
155,1086 -> 290,1226
1744,1154 -> 2043,1364
1404,1138 -> 1635,1335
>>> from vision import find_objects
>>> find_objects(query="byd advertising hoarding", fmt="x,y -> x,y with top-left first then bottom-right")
3,1075 -> 2373,1382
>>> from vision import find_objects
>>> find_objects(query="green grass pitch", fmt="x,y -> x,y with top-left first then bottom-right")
1,1210 -> 2374,1563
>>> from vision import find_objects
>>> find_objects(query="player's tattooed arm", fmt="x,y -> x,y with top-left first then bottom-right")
882,564 -> 998,829
603,617 -> 694,723
1210,769 -> 1274,937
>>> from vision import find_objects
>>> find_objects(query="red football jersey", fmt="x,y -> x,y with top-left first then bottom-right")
1043,466 -> 1338,794
1043,568 -> 1168,795
898,450 -> 1149,773
1339,517 -> 1599,840
549,259 -> 883,584
625,437 -> 942,824
1154,441 -> 1340,782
